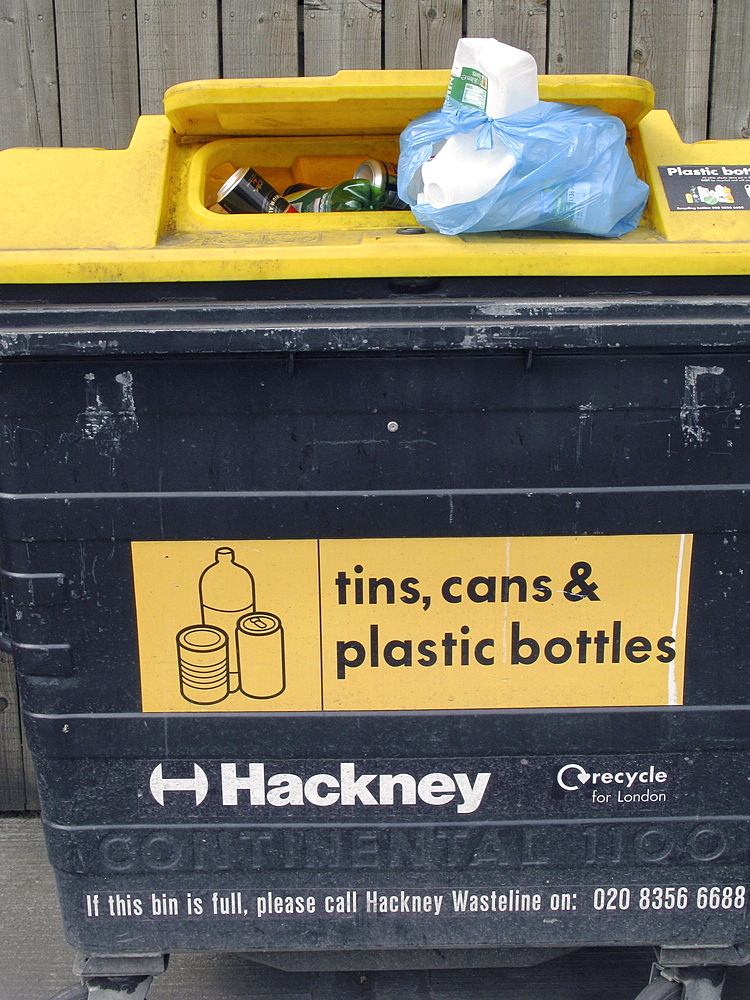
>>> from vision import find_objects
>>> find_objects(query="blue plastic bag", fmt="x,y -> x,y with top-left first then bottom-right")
397,100 -> 649,237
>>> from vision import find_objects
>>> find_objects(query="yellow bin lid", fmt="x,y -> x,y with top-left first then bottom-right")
1,70 -> 750,283
163,72 -> 655,136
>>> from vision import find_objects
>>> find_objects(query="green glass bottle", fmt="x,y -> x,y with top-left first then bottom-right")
285,178 -> 382,213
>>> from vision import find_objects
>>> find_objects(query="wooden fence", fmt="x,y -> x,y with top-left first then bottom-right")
0,0 -> 748,811
0,0 -> 749,154
0,652 -> 37,811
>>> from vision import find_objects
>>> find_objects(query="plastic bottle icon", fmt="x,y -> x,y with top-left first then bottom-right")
199,548 -> 255,693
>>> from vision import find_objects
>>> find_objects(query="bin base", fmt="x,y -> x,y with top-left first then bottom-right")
244,946 -> 577,971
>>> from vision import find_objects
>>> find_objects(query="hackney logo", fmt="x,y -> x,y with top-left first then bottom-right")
147,762 -> 491,814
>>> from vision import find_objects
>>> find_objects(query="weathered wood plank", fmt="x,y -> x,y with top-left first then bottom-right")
55,0 -> 139,149
548,0 -> 630,75
222,0 -> 299,78
383,0 -> 463,69
0,652 -> 25,811
466,0 -> 548,72
709,2 -> 750,139
138,0 -> 220,115
384,0 -> 420,67
384,0 -> 462,69
0,0 -> 59,149
21,713 -> 39,811
302,0 -> 382,76
630,0 -> 715,143
417,0 -> 463,70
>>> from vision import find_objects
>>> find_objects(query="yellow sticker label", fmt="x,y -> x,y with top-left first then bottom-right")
132,534 -> 692,714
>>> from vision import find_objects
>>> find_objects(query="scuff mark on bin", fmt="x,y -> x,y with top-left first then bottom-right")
576,402 -> 594,467
2,424 -> 48,467
474,302 -> 528,318
0,332 -> 33,355
80,373 -> 112,439
459,329 -> 494,350
116,371 -> 138,428
680,365 -> 724,446
76,371 -> 139,472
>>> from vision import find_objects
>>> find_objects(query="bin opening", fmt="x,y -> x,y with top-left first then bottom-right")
207,155 -> 370,208
189,136 -> 413,226
202,148 -> 411,217
171,71 -> 655,231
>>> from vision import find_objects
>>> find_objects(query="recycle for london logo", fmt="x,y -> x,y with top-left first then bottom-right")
555,761 -> 669,805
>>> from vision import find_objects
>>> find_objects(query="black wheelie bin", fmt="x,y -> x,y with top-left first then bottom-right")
1,71 -> 750,1000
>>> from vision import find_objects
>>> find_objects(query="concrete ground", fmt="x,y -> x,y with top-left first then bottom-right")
3,815 -> 750,1000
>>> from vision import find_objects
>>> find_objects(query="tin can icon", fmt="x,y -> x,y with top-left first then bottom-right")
236,612 -> 286,699
177,625 -> 230,705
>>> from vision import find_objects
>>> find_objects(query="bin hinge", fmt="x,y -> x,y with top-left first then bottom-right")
0,570 -> 67,606
11,641 -> 72,677
524,348 -> 534,372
